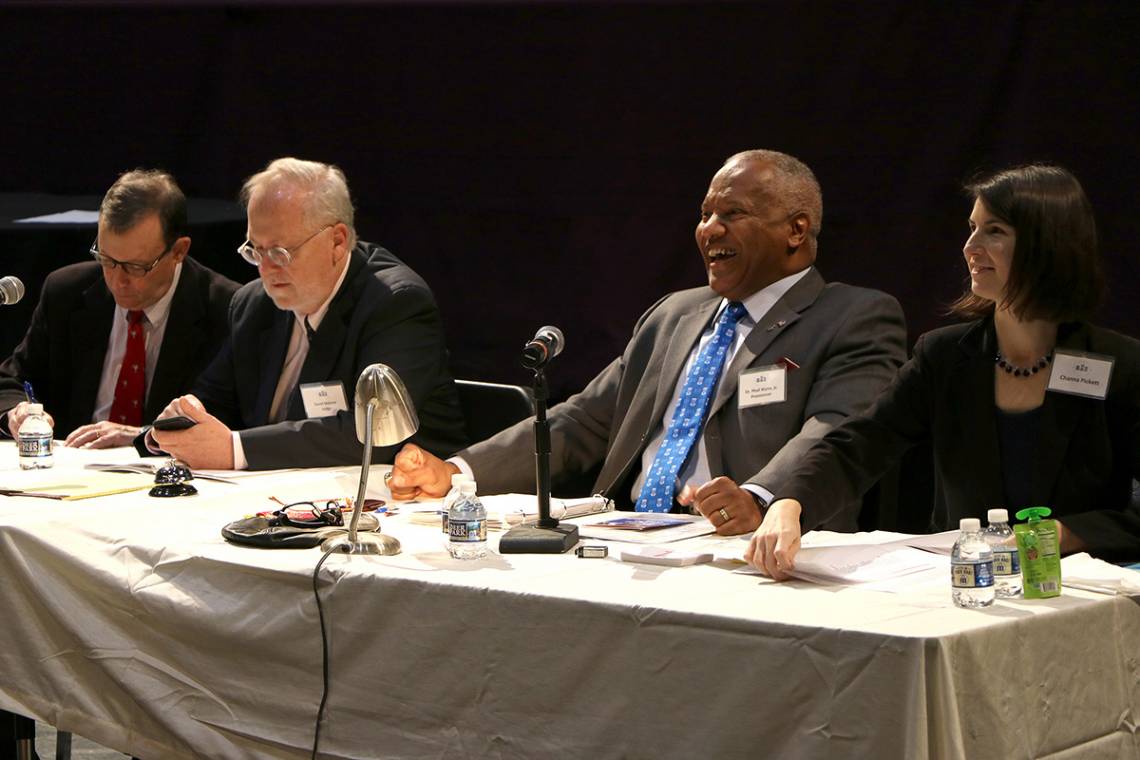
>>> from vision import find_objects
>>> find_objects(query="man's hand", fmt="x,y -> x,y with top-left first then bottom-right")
64,421 -> 141,449
151,394 -> 235,469
388,443 -> 459,501
7,402 -> 55,439
677,476 -> 763,535
744,499 -> 804,581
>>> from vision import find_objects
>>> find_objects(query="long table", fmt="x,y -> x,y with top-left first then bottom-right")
0,446 -> 1136,759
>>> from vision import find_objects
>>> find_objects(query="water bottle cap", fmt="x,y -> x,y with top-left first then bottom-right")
460,480 -> 478,494
26,403 -> 43,415
1015,506 -> 1052,522
987,508 -> 1009,523
450,473 -> 471,486
959,517 -> 981,532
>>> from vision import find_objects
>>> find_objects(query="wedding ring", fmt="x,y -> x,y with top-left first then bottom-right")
718,508 -> 730,524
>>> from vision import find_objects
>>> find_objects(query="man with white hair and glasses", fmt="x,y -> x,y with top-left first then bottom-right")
149,157 -> 466,469
0,169 -> 238,447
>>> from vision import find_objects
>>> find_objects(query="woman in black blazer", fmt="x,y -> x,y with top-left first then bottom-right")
747,165 -> 1140,578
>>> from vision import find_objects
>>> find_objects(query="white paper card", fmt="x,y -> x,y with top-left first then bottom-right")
300,381 -> 349,418
739,365 -> 787,408
1047,350 -> 1113,400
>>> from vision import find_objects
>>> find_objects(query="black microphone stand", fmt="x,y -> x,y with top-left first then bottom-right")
498,366 -> 579,553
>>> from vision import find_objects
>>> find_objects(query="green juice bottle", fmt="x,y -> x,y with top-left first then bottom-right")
1013,507 -> 1062,598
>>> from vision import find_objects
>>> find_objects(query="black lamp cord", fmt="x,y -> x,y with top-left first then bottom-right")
310,548 -> 339,760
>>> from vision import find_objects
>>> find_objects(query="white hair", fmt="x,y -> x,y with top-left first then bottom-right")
725,149 -> 823,241
240,157 -> 357,248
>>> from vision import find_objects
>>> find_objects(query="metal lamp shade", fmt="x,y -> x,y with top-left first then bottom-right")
355,363 -> 419,446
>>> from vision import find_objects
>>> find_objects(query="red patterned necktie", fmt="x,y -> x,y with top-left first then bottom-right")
109,310 -> 146,426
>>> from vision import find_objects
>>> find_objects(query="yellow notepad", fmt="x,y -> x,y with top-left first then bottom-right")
1,472 -> 155,500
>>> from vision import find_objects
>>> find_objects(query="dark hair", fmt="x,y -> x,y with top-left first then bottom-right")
99,169 -> 187,247
950,164 -> 1103,322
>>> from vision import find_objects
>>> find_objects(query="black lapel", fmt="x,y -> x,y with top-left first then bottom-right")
145,261 -> 207,421
253,309 -> 292,426
1034,324 -> 1089,503
68,279 -> 115,424
287,253 -> 363,419
954,321 -> 1008,507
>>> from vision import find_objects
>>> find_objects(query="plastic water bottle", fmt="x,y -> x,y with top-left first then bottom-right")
447,480 -> 487,560
441,473 -> 472,533
17,403 -> 53,470
984,508 -> 1022,598
951,517 -> 995,608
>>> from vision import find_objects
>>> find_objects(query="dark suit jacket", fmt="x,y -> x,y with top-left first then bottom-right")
775,318 -> 1140,561
0,258 -> 238,436
462,268 -> 907,527
193,241 -> 466,469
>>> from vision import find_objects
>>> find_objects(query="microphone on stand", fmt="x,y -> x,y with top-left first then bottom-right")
499,325 -> 579,554
521,326 -> 564,370
0,277 -> 25,305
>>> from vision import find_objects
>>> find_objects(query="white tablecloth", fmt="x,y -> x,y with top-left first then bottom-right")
0,445 -> 1136,759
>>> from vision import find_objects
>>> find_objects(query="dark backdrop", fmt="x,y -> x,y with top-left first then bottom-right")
2,0 -> 1137,400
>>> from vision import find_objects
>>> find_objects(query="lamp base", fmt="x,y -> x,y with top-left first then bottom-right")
498,523 -> 579,554
322,532 -> 402,555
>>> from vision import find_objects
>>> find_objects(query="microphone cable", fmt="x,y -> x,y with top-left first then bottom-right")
310,548 -> 337,760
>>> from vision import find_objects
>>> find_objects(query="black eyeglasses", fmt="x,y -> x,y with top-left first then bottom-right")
90,238 -> 173,277
273,500 -> 348,528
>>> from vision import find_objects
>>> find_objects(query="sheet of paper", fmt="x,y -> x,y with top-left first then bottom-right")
14,209 -> 100,224
1060,553 -> 1140,595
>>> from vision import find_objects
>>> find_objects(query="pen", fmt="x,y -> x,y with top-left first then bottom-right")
22,381 -> 36,403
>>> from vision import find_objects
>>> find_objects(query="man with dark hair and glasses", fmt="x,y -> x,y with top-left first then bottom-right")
148,157 -> 465,469
0,169 -> 239,447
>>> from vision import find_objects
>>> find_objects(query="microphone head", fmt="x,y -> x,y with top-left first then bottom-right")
353,363 -> 419,446
536,325 -> 565,356
521,325 -> 565,369
0,276 -> 25,305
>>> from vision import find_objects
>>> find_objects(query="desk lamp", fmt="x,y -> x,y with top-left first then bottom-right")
322,364 -> 418,555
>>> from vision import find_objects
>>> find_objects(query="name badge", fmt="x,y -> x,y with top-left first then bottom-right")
739,365 -> 787,408
1047,350 -> 1114,400
300,381 -> 349,418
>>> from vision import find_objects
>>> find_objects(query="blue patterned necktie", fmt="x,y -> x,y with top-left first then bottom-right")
635,301 -> 747,512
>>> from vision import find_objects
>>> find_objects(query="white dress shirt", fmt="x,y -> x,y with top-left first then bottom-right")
92,263 -> 183,423
231,257 -> 351,469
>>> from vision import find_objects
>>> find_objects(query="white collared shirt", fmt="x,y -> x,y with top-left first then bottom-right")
231,256 -> 352,469
92,262 -> 183,423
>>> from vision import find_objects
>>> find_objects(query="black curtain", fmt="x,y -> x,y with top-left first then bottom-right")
2,0 -> 1137,399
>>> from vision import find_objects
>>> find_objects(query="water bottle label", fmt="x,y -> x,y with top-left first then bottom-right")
951,559 -> 995,588
18,435 -> 52,457
441,512 -> 449,533
448,519 -> 487,542
993,549 -> 1020,576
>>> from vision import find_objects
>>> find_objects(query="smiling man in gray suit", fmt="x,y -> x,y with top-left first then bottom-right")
390,149 -> 907,534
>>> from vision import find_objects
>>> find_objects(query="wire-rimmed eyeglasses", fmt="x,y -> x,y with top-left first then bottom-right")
89,238 -> 173,277
236,224 -> 334,267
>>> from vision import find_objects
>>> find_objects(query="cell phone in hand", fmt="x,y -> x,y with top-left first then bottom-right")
152,415 -> 197,431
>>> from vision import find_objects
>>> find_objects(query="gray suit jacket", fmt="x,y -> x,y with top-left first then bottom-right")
462,268 -> 907,527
